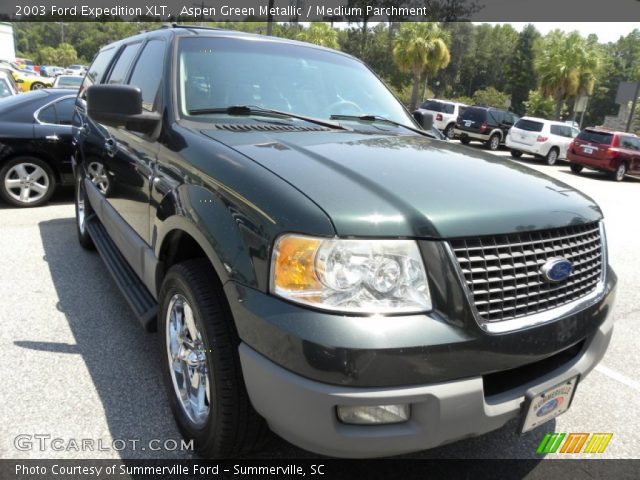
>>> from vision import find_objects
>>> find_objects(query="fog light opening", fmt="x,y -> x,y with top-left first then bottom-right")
336,404 -> 410,425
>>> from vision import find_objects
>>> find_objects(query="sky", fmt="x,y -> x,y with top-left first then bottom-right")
478,23 -> 639,44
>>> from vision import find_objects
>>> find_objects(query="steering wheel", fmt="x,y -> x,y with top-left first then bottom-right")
325,100 -> 363,117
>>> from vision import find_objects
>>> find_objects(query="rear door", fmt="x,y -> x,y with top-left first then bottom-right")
33,95 -> 77,184
619,136 -> 640,174
549,124 -> 575,158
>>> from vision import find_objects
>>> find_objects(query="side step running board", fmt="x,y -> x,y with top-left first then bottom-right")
86,215 -> 157,331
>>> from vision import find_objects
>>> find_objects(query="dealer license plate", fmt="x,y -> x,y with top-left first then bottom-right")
583,147 -> 594,154
520,376 -> 578,433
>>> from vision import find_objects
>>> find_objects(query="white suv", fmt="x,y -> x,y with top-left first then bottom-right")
506,117 -> 580,165
415,99 -> 467,139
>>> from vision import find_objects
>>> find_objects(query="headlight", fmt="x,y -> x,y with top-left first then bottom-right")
270,234 -> 431,314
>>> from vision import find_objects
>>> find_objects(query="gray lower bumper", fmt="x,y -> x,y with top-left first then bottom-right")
239,314 -> 614,458
454,129 -> 490,141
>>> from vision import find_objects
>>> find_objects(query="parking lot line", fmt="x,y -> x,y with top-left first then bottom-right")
595,364 -> 640,393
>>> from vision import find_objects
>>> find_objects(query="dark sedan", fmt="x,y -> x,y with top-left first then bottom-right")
0,88 -> 77,207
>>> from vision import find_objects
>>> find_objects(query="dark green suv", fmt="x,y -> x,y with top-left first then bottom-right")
73,26 -> 616,458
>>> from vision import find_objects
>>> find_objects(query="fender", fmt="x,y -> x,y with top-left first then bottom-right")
153,183 -> 269,294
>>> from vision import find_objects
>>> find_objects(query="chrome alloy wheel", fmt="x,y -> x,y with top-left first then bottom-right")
166,294 -> 211,427
4,163 -> 50,204
87,162 -> 110,194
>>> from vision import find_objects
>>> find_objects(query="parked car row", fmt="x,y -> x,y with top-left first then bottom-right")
416,98 -> 639,181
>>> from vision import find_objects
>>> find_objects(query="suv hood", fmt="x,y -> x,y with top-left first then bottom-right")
201,129 -> 601,238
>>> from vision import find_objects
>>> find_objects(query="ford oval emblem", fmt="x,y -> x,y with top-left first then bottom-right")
540,258 -> 573,282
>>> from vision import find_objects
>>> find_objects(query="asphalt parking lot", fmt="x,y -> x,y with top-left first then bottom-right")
0,145 -> 638,460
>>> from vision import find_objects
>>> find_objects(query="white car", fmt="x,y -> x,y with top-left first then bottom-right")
52,75 -> 83,89
64,64 -> 86,76
506,117 -> 580,165
415,99 -> 467,139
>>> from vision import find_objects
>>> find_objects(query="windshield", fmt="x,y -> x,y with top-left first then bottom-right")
178,37 -> 413,125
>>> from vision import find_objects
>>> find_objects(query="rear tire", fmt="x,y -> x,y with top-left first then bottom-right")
75,170 -> 95,250
612,163 -> 627,182
460,137 -> 470,145
546,148 -> 559,166
30,82 -> 45,90
444,124 -> 455,139
486,134 -> 500,151
570,164 -> 583,174
159,260 -> 269,457
0,156 -> 56,208
510,150 -> 523,158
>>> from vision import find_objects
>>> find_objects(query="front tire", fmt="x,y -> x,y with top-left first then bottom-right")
487,134 -> 500,151
159,260 -> 269,457
510,149 -> 523,158
0,156 -> 56,208
30,82 -> 45,90
546,148 -> 559,166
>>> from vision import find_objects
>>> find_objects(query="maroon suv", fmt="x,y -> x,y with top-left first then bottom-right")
567,128 -> 640,181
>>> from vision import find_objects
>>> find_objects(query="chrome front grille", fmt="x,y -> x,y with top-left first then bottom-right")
449,223 -> 603,323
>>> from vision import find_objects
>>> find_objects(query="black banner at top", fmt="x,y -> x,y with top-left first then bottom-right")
0,0 -> 639,22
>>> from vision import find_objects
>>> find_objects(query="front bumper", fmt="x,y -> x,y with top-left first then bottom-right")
240,308 -> 614,458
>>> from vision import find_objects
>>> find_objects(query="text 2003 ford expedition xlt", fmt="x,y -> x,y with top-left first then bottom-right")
72,26 -> 616,458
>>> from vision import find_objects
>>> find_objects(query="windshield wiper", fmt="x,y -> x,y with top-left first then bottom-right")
329,114 -> 436,139
188,105 -> 348,131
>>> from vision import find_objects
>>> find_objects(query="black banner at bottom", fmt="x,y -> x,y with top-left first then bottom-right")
2,459 -> 639,480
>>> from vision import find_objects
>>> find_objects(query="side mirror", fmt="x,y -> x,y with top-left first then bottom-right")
86,84 -> 160,135
413,110 -> 434,131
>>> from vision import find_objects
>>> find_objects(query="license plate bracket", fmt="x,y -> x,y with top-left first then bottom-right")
519,376 -> 579,434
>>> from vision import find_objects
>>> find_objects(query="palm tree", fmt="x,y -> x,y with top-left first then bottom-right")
393,23 -> 451,111
296,23 -> 339,50
535,31 -> 600,120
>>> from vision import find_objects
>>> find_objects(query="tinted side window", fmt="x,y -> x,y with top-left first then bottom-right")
550,125 -> 566,137
38,104 -> 57,124
81,48 -> 115,96
128,39 -> 166,111
54,98 -> 75,125
620,136 -> 639,151
108,43 -> 142,85
488,110 -> 504,124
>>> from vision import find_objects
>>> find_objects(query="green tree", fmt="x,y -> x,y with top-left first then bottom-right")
55,43 -> 78,67
472,87 -> 510,108
507,24 -> 541,115
536,30 -> 600,119
523,90 -> 556,118
393,22 -> 450,110
38,46 -> 58,65
296,23 -> 339,50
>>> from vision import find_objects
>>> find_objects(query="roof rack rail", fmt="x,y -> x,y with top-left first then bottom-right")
163,23 -> 223,32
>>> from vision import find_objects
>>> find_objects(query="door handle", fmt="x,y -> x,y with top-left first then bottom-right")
45,134 -> 59,141
104,139 -> 117,157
